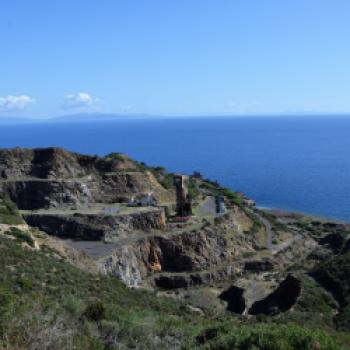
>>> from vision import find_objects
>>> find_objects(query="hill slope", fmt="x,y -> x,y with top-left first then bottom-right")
0,231 -> 345,350
0,147 -> 350,349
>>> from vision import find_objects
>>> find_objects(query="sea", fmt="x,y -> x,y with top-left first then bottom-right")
1,116 -> 350,221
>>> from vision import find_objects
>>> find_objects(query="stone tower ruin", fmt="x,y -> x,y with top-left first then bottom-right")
173,174 -> 192,217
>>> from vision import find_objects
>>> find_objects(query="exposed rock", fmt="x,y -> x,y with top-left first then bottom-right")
155,275 -> 190,289
244,258 -> 276,272
23,209 -> 166,241
181,304 -> 205,316
101,245 -> 144,287
0,147 -> 173,209
153,264 -> 240,290
219,285 -> 246,314
2,179 -> 93,209
0,147 -> 135,179
98,228 -> 232,287
249,274 -> 302,315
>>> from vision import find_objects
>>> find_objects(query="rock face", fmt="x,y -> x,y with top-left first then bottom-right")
99,228 -> 230,287
0,147 -> 173,209
219,286 -> 246,313
249,275 -> 302,315
153,265 -> 238,289
0,147 -> 135,179
23,209 -> 166,242
244,258 -> 276,272
2,179 -> 93,210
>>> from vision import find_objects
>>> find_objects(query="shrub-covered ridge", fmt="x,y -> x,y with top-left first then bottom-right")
0,234 -> 346,350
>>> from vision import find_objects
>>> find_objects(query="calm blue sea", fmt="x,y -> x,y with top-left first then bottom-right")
1,116 -> 350,221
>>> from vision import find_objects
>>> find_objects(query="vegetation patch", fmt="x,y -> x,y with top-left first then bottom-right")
4,227 -> 34,247
194,323 -> 342,350
0,196 -> 23,225
222,188 -> 242,206
243,209 -> 263,235
0,234 -> 346,349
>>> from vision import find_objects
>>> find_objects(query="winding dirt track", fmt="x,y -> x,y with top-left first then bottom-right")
252,210 -> 302,254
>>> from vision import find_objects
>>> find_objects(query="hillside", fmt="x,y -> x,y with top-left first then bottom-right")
0,225 -> 345,349
0,147 -> 350,349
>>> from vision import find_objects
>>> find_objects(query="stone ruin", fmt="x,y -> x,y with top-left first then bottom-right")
128,192 -> 157,207
173,174 -> 192,217
215,194 -> 227,214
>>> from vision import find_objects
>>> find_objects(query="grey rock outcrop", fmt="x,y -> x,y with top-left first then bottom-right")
23,209 -> 166,241
98,228 -> 231,287
0,147 -> 173,209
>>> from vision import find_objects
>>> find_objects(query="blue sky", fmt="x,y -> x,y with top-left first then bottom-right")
1,0 -> 350,118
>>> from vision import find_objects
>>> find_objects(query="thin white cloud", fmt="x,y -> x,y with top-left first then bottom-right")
0,95 -> 35,111
62,92 -> 100,109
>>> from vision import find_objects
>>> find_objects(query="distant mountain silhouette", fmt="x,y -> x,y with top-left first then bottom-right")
0,113 -> 160,124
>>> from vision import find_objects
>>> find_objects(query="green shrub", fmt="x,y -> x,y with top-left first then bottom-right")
0,287 -> 13,335
188,178 -> 199,199
63,295 -> 83,316
159,173 -> 174,189
0,196 -> 23,225
107,152 -> 127,162
83,301 -> 106,322
199,181 -> 220,192
194,323 -> 342,350
223,188 -> 242,206
17,277 -> 33,291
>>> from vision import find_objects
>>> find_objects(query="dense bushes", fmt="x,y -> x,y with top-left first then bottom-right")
194,323 -> 341,350
83,301 -> 106,321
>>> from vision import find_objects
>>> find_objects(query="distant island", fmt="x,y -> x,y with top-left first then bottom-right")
0,112 -> 162,124
3,112 -> 350,125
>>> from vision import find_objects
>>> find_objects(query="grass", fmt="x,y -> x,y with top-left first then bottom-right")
243,209 -> 263,235
4,227 -> 35,247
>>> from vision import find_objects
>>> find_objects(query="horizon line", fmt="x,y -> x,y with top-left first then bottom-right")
1,111 -> 350,122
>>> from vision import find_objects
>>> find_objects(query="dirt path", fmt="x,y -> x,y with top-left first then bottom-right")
253,210 -> 301,255
197,196 -> 216,217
